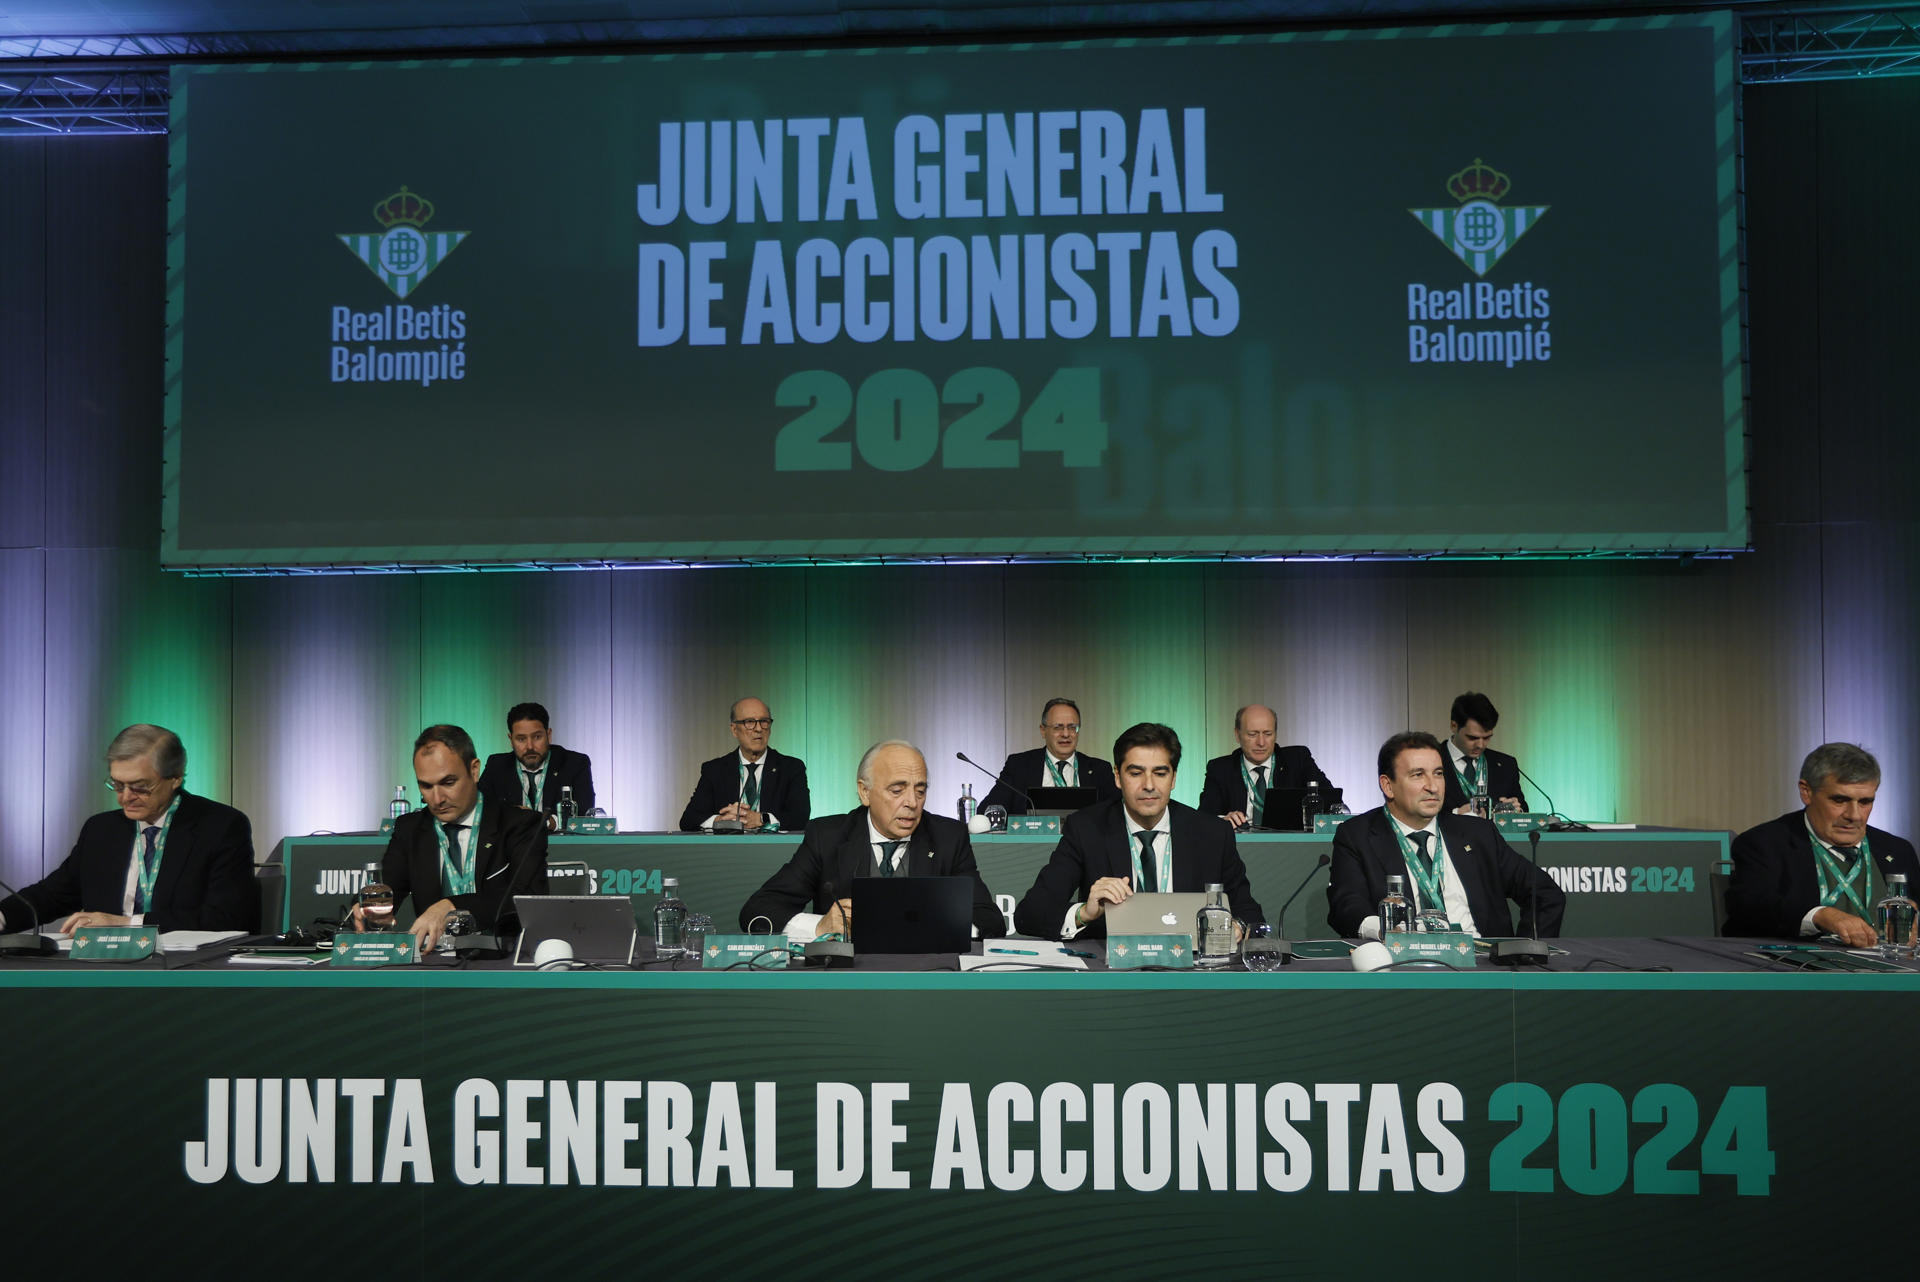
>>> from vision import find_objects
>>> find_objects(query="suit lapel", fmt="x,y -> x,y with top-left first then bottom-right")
1436,815 -> 1496,927
1370,811 -> 1410,885
909,822 -> 938,876
1102,802 -> 1133,883
835,810 -> 873,889
147,795 -> 194,911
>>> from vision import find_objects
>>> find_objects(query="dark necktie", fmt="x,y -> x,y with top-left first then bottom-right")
877,839 -> 903,877
443,822 -> 466,872
1137,830 -> 1160,893
1409,830 -> 1434,872
743,762 -> 761,809
524,769 -> 540,808
133,825 -> 160,912
1251,764 -> 1268,822
1833,844 -> 1861,867
1462,757 -> 1478,792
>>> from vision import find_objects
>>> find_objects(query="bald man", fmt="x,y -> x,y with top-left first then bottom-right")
1197,704 -> 1334,830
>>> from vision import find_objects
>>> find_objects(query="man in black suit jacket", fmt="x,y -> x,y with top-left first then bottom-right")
739,740 -> 1002,941
1196,704 -> 1334,829
1015,722 -> 1262,939
1440,692 -> 1529,814
1725,742 -> 1919,944
1327,731 -> 1563,938
478,701 -> 596,827
363,724 -> 549,950
680,696 -> 810,832
0,724 -> 258,935
981,697 -> 1119,815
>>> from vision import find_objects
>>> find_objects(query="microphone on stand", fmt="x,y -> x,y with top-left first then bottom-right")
802,878 -> 854,969
955,752 -> 1033,811
1516,763 -> 1586,831
1246,853 -> 1333,967
1276,853 -> 1332,942
1491,828 -> 1551,967
0,879 -> 60,956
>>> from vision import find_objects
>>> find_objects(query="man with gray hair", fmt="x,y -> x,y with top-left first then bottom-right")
0,724 -> 258,935
738,739 -> 1003,943
1725,742 -> 1919,943
678,696 -> 810,833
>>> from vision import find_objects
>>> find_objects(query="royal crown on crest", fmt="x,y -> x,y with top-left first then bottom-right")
373,185 -> 435,228
1446,158 -> 1511,204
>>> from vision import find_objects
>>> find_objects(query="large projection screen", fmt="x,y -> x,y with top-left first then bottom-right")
162,13 -> 1745,570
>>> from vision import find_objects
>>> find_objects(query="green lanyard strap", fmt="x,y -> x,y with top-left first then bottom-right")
1389,817 -> 1447,915
1455,754 -> 1480,797
134,794 -> 183,913
1048,755 -> 1072,787
435,796 -> 484,896
1812,829 -> 1874,918
1239,757 -> 1269,819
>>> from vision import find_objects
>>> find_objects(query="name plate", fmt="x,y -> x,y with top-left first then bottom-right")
1383,931 -> 1477,969
71,927 -> 158,962
562,816 -> 618,836
1008,815 -> 1061,835
1495,812 -> 1550,833
331,932 -> 418,967
701,934 -> 791,969
1311,813 -> 1348,835
1107,934 -> 1194,969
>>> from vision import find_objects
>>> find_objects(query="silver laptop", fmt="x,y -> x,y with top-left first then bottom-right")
513,894 -> 638,966
1105,892 -> 1209,944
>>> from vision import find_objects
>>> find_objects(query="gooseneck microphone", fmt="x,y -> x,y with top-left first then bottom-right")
1276,853 -> 1332,941
802,877 -> 854,969
0,878 -> 59,956
1491,828 -> 1551,967
1515,763 -> 1586,831
956,752 -> 1034,810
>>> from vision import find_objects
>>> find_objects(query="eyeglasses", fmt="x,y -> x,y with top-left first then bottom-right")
105,778 -> 167,797
1042,723 -> 1080,733
733,718 -> 774,729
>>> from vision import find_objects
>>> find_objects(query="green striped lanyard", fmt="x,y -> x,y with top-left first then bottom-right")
1388,814 -> 1448,915
1127,824 -> 1173,891
134,794 -> 183,913
1454,752 -> 1481,798
1239,757 -> 1269,818
1809,822 -> 1875,918
1048,754 -> 1074,786
434,796 -> 484,896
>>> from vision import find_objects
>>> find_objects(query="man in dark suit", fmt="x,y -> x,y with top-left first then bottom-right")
1015,722 -> 1263,939
739,739 -> 1003,941
1196,704 -> 1334,830
360,724 -> 549,950
0,724 -> 257,935
1440,691 -> 1529,815
679,696 -> 810,832
1725,742 -> 1919,944
1327,730 -> 1563,939
478,701 -> 596,829
981,697 -> 1119,815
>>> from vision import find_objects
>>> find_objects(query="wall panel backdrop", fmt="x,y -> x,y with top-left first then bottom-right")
1,76 -> 1916,887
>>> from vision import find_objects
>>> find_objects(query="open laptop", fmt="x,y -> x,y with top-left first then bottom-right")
851,876 -> 973,954
513,894 -> 639,966
1259,786 -> 1345,832
1026,785 -> 1098,815
1106,892 -> 1210,945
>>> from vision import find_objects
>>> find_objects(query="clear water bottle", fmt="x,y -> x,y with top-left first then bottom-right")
1303,780 -> 1322,829
557,786 -> 577,834
957,782 -> 977,824
1195,882 -> 1236,969
390,785 -> 410,821
1377,874 -> 1413,936
1873,874 -> 1916,961
359,861 -> 397,932
653,877 -> 687,958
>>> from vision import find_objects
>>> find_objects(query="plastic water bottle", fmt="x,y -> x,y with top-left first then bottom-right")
557,786 -> 577,834
1195,882 -> 1236,969
1874,874 -> 1916,960
1377,875 -> 1413,936
653,877 -> 687,958
1303,780 -> 1322,829
390,786 -> 410,821
957,782 -> 977,824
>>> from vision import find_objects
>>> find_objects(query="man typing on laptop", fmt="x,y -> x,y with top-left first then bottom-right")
1014,723 -> 1264,939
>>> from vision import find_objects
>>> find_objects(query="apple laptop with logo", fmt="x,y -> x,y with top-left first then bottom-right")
1105,892 -> 1208,944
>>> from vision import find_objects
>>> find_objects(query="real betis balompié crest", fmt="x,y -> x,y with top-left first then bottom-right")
1409,159 -> 1546,277
339,186 -> 468,299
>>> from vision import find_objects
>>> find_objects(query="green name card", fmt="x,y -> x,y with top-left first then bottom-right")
379,815 -> 397,834
1312,813 -> 1347,835
1384,931 -> 1477,969
1108,934 -> 1194,969
71,927 -> 158,962
564,816 -> 618,836
701,934 -> 791,969
1495,812 -> 1550,833
1008,815 -> 1062,835
331,932 -> 418,967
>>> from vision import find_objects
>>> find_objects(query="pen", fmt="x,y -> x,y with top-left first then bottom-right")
988,947 -> 1037,955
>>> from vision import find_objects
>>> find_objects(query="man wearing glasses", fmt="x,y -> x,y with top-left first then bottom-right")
0,724 -> 258,935
679,697 -> 811,833
981,697 -> 1118,816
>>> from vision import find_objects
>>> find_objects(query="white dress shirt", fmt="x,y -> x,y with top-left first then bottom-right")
1062,807 -> 1172,940
700,748 -> 779,831
1038,752 -> 1078,788
1358,812 -> 1480,939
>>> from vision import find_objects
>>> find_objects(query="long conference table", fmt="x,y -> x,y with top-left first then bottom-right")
267,827 -> 1732,937
3,934 -> 1917,1276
